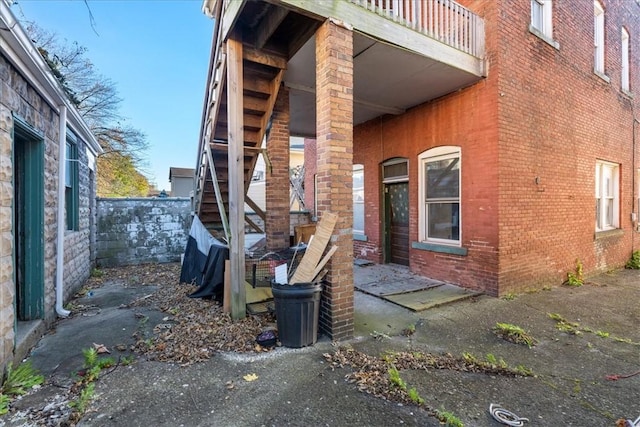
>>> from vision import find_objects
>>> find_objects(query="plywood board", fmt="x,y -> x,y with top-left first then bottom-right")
290,212 -> 338,284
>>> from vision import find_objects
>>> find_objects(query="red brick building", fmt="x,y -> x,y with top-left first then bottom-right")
198,0 -> 639,339
303,0 -> 640,296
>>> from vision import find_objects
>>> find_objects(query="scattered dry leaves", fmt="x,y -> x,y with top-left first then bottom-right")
323,346 -> 531,408
84,263 -> 277,365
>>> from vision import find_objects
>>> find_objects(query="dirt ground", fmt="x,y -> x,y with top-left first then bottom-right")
1,264 -> 639,426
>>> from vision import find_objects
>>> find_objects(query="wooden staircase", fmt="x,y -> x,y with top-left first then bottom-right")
195,19 -> 285,239
195,1 -> 321,240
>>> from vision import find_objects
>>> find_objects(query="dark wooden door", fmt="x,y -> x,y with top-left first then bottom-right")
384,182 -> 409,266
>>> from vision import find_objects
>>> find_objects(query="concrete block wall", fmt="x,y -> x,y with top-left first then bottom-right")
96,198 -> 191,267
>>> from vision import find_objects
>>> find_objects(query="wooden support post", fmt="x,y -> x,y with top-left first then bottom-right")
227,36 -> 246,320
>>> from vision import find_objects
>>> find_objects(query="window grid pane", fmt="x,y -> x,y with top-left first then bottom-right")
594,2 -> 605,73
622,28 -> 630,91
425,158 -> 460,199
353,166 -> 364,234
531,1 -> 543,31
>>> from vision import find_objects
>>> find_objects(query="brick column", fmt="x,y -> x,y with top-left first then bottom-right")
315,20 -> 354,341
265,85 -> 291,250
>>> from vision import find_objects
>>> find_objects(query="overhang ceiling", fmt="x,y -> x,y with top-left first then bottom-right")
284,32 -> 483,137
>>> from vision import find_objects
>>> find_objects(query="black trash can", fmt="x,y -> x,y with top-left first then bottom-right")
271,282 -> 322,348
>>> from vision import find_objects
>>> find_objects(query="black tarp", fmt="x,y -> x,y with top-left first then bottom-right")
180,216 -> 228,300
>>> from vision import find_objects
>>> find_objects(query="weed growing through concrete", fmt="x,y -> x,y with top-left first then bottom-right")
436,408 -> 464,427
69,382 -> 95,414
548,313 -> 581,334
564,259 -> 584,287
0,361 -> 44,414
493,322 -> 537,347
548,313 -> 640,345
485,353 -> 508,369
90,268 -> 104,278
407,387 -> 425,405
326,347 -> 533,426
401,324 -> 416,336
501,293 -> 517,301
70,347 -> 117,418
388,366 -> 406,390
625,250 -> 640,269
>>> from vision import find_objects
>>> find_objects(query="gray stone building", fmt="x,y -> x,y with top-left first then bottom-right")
0,2 -> 102,371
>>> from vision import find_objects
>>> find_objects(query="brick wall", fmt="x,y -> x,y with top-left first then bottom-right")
96,198 -> 191,267
303,137 -> 317,217
496,0 -> 640,292
351,0 -> 640,295
265,86 -> 291,250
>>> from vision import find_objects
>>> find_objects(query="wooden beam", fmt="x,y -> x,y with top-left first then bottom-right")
243,46 -> 288,69
254,6 -> 289,50
245,196 -> 266,221
205,143 -> 230,241
244,213 -> 264,234
227,36 -> 246,320
210,142 -> 263,153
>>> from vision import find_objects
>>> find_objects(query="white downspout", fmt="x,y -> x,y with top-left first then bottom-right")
56,105 -> 70,317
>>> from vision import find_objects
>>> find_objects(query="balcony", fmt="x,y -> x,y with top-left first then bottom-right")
204,0 -> 485,136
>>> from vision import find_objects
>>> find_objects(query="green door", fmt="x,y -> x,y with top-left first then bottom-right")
384,182 -> 409,266
14,122 -> 45,320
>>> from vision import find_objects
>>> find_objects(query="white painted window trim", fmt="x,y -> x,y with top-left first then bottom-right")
595,160 -> 620,232
418,146 -> 461,246
622,27 -> 630,93
594,1 -> 606,76
353,164 -> 365,236
529,0 -> 559,49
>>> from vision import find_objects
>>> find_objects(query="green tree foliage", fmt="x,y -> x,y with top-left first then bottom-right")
25,23 -> 151,197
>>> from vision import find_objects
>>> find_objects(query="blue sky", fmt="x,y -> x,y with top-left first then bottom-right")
11,0 -> 213,190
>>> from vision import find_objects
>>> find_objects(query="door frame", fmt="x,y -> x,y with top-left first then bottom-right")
13,116 -> 45,320
381,158 -> 409,264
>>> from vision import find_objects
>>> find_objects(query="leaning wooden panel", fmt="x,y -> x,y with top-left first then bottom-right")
289,212 -> 337,284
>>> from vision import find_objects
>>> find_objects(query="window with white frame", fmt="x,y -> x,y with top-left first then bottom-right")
353,164 -> 364,235
594,1 -> 605,75
419,147 -> 461,245
595,160 -> 619,232
622,27 -> 630,92
531,0 -> 552,39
